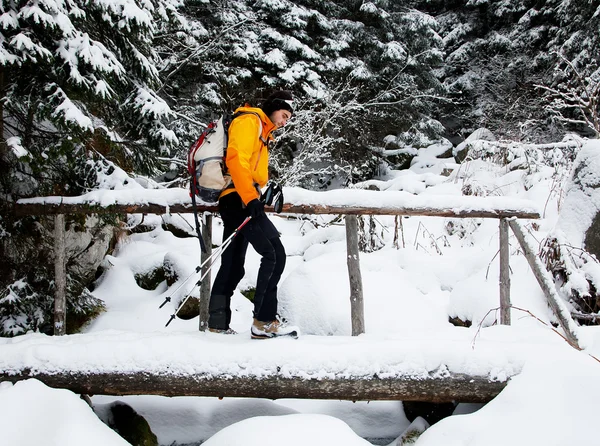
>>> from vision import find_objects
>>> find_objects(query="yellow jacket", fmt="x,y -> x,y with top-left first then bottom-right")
222,106 -> 276,204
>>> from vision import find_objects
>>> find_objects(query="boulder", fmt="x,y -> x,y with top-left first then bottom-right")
96,401 -> 158,446
547,140 -> 600,317
453,128 -> 497,163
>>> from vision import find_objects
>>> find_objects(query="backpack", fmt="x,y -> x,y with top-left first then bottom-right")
187,111 -> 263,203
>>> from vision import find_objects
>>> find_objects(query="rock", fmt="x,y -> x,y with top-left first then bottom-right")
162,252 -> 200,320
585,213 -> 600,261
453,128 -> 497,163
547,140 -> 600,318
134,268 -> 166,291
177,295 -> 200,320
163,252 -> 188,287
403,401 -> 457,426
448,316 -> 472,327
99,401 -> 158,446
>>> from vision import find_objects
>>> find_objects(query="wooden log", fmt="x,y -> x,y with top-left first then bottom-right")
53,214 -> 66,336
571,312 -> 600,323
479,140 -> 582,151
14,202 -> 541,220
508,220 -> 581,349
345,215 -> 365,335
0,370 -> 507,403
499,218 -> 511,325
199,213 -> 212,331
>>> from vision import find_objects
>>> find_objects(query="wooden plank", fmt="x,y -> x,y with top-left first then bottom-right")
14,202 -> 541,219
0,370 -> 508,403
345,215 -> 365,335
499,218 -> 511,325
508,220 -> 581,349
53,214 -> 66,336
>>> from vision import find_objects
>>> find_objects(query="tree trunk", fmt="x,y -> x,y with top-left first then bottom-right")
345,215 -> 365,335
0,370 -> 507,403
0,66 -> 4,156
54,214 -> 66,336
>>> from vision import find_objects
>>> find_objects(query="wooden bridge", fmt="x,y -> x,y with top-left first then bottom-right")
0,327 -> 566,403
5,187 -> 582,402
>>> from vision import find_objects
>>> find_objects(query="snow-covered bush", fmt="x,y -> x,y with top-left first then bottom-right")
541,140 -> 600,320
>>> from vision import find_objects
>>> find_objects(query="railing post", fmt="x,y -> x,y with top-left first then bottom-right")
345,215 -> 365,335
54,214 -> 66,335
199,213 -> 212,331
499,218 -> 511,325
508,219 -> 581,349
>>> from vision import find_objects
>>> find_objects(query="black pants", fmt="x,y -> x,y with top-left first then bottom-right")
208,192 -> 286,330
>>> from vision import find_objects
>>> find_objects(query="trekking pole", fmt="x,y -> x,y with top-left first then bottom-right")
158,217 -> 252,310
157,266 -> 201,309
163,216 -> 252,327
158,245 -> 226,310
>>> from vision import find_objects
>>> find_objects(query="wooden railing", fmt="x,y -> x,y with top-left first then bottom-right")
14,189 -> 579,348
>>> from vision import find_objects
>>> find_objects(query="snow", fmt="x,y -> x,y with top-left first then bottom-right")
0,380 -> 130,446
0,326 -> 568,380
6,136 -> 28,158
201,414 -> 373,446
555,139 -> 600,248
3,139 -> 600,445
415,351 -> 600,446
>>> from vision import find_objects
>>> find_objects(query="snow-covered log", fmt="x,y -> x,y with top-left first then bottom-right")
0,370 -> 506,403
0,331 -> 532,403
14,188 -> 541,219
508,220 -> 582,349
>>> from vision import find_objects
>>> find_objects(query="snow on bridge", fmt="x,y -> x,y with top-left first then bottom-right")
0,326 -> 572,403
15,186 -> 541,219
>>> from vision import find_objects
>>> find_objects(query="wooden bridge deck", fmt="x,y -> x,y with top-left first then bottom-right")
0,328 -> 568,403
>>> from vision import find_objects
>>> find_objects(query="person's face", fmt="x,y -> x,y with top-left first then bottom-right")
270,109 -> 292,128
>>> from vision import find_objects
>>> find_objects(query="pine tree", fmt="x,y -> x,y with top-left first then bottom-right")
1,0 -> 185,188
0,0 -> 189,336
419,0 -> 599,142
538,0 -> 600,137
162,0 -> 446,187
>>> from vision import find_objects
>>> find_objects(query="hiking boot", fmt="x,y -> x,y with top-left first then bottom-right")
208,327 -> 237,334
251,318 -> 298,339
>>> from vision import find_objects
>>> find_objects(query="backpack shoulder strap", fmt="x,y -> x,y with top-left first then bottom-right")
231,111 -> 264,142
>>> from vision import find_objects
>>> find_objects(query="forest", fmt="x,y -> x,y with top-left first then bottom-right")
1,0 -> 599,335
2,1 -> 600,444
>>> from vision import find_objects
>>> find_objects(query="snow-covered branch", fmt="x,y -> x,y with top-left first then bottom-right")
536,52 -> 600,137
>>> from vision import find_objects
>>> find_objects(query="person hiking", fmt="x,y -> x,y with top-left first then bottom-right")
208,90 -> 297,339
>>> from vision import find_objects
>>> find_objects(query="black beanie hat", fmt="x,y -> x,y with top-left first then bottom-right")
261,90 -> 294,117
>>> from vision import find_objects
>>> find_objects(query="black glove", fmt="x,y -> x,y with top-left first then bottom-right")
246,198 -> 265,218
273,189 -> 284,213
262,182 -> 284,213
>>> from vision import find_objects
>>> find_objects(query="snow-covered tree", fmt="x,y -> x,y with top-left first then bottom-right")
161,0 -> 446,187
0,0 -> 189,336
424,0 -> 599,143
536,0 -> 600,137
1,0 -> 184,186
537,53 -> 599,138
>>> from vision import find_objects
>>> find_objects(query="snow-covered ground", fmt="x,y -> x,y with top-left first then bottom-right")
2,138 -> 600,445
